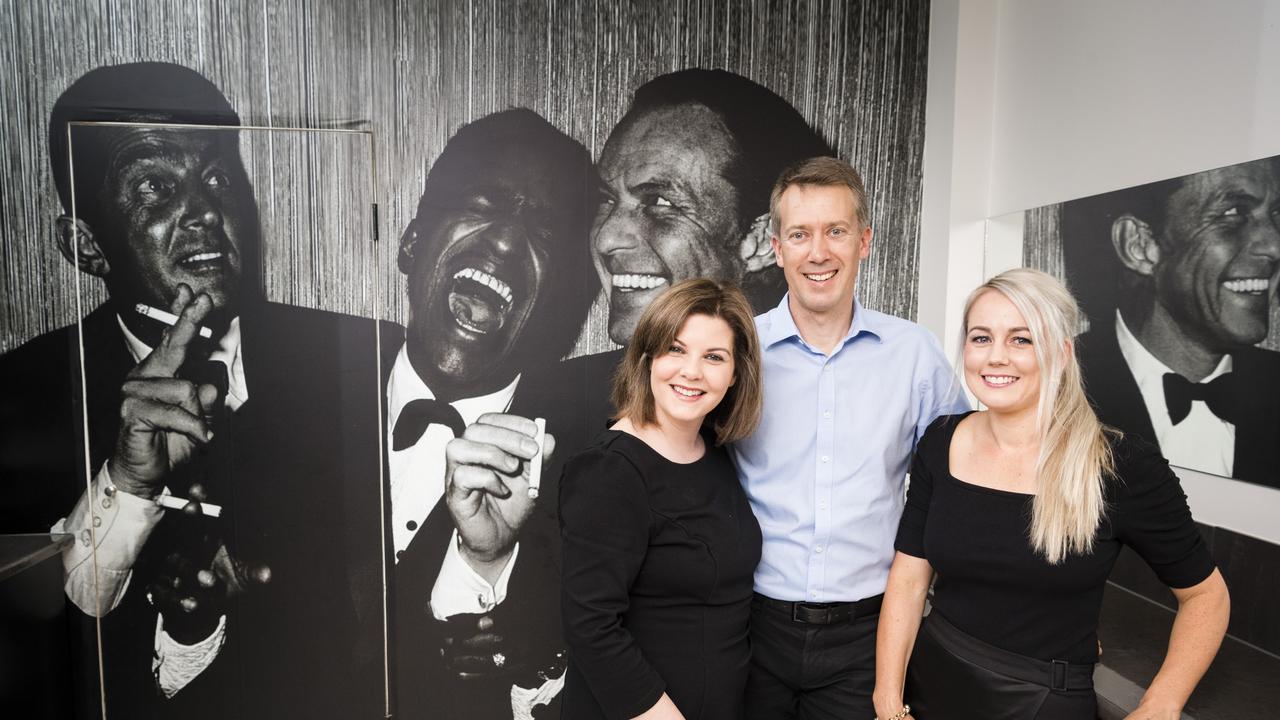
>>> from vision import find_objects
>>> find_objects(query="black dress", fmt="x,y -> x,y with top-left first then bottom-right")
559,429 -> 762,720
895,413 -> 1216,717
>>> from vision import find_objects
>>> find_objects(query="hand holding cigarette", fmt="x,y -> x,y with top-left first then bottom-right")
109,284 -> 221,500
443,413 -> 555,578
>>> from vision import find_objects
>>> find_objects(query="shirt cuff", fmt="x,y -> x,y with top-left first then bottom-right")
153,612 -> 227,698
54,463 -> 166,617
429,530 -> 520,620
511,668 -> 567,720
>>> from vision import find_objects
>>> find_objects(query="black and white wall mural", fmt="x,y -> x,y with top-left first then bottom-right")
0,1 -> 931,717
1024,155 -> 1280,490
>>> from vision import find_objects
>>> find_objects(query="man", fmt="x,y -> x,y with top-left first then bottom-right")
576,69 -> 835,427
729,157 -> 968,718
1063,157 -> 1280,487
390,108 -> 597,719
592,68 -> 835,344
0,63 -> 384,718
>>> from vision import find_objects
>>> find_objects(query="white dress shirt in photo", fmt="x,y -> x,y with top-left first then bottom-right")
1114,310 -> 1233,476
386,344 -> 522,619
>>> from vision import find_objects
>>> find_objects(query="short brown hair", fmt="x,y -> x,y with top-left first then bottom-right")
612,279 -> 763,445
769,156 -> 869,235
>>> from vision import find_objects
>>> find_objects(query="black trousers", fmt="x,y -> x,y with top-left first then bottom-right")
745,594 -> 878,720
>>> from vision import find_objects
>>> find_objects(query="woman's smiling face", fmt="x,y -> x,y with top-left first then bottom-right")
963,290 -> 1041,416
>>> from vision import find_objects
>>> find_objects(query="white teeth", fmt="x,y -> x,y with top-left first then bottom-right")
184,252 -> 223,263
805,270 -> 836,282
611,274 -> 669,290
984,375 -> 1016,386
672,385 -> 705,397
1223,278 -> 1270,294
453,267 -> 513,304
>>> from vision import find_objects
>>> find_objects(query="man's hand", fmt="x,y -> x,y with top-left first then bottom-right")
443,413 -> 555,579
111,285 -> 219,499
147,531 -> 272,644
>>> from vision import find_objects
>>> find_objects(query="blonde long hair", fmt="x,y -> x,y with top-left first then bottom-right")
961,268 -> 1116,564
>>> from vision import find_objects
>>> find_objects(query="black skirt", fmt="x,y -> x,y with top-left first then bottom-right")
904,613 -> 1097,720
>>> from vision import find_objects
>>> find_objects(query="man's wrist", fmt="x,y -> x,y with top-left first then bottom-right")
106,458 -> 161,500
457,535 -> 514,578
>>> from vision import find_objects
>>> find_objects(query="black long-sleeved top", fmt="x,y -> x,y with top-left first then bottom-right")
896,413 -> 1216,663
559,430 -> 762,720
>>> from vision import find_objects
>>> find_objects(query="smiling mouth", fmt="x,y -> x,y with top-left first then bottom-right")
1222,277 -> 1270,295
448,267 -> 514,335
804,270 -> 836,282
179,251 -> 226,272
612,273 -> 669,292
983,375 -> 1018,386
671,384 -> 705,399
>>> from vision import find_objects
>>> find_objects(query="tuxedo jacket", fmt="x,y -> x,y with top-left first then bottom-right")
0,301 -> 390,719
392,346 -> 611,719
1076,324 -> 1280,488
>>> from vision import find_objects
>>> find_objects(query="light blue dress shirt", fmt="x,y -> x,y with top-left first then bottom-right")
731,294 -> 969,603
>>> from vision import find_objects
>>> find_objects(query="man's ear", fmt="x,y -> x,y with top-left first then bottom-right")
55,216 -> 110,277
1111,214 -> 1161,277
398,218 -> 420,274
736,212 -> 777,273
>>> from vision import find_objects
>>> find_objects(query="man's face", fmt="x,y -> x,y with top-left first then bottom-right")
404,154 -> 566,391
95,127 -> 253,315
771,184 -> 870,319
593,103 -> 743,344
1153,162 -> 1280,350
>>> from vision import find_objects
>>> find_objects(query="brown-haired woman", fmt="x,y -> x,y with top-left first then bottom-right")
559,279 -> 764,720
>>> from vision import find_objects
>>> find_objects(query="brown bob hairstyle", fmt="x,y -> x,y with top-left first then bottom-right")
611,279 -> 764,445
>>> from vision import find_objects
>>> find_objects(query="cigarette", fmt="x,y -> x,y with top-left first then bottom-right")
135,303 -> 213,339
157,494 -> 223,518
527,418 -> 547,499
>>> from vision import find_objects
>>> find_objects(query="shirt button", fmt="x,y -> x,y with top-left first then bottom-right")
819,501 -> 828,509
92,515 -> 102,528
821,456 -> 829,463
815,546 -> 824,554
396,550 -> 404,560
823,411 -> 831,419
810,591 -> 819,598
101,497 -> 112,509
406,520 -> 418,531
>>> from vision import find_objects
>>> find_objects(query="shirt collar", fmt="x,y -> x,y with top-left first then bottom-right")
760,292 -> 882,352
116,314 -> 247,408
387,343 -> 521,426
1113,309 -> 1231,388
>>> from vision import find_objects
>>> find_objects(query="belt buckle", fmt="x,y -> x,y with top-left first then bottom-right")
792,603 -> 829,624
1050,659 -> 1069,691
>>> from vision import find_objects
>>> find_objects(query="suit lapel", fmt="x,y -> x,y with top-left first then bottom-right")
1078,326 -> 1158,441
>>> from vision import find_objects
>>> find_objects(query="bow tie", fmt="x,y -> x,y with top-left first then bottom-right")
392,398 -> 467,451
1162,372 -> 1236,425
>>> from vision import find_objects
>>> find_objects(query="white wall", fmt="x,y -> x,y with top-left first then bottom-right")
921,0 -> 1280,544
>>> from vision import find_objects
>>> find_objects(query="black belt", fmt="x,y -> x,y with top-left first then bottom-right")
755,592 -> 884,625
924,612 -> 1094,692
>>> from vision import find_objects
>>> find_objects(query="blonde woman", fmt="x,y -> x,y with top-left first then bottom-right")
873,269 -> 1229,720
559,279 -> 764,720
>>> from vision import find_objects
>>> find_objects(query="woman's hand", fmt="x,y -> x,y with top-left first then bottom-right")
632,693 -> 685,720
